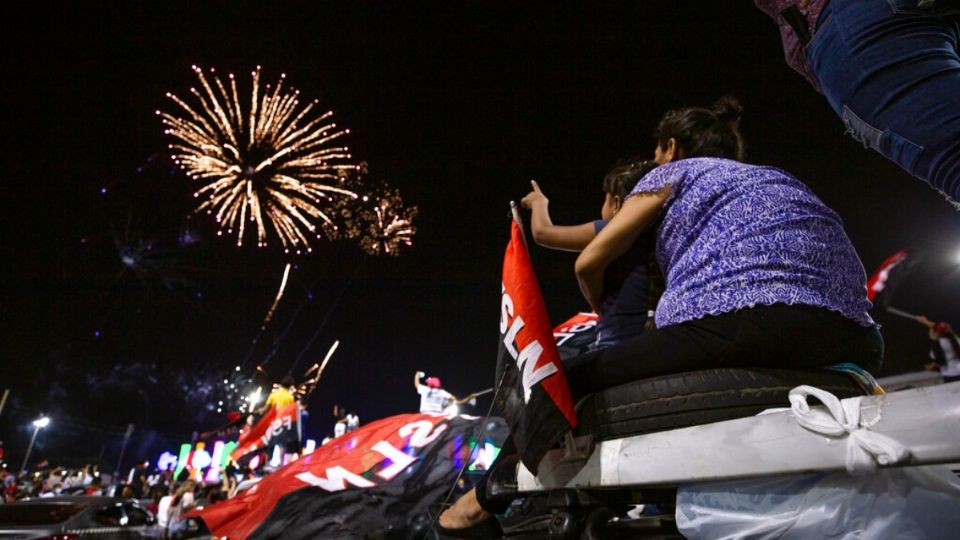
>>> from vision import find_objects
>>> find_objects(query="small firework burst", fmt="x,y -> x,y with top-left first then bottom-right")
337,164 -> 417,256
158,66 -> 360,254
357,188 -> 418,256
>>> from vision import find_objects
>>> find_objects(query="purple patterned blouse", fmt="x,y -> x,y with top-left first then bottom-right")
628,158 -> 875,329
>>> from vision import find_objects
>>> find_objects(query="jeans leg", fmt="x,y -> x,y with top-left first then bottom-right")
809,0 -> 960,200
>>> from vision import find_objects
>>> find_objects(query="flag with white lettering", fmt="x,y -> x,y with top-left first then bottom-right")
497,217 -> 578,474
230,402 -> 301,465
553,312 -> 599,360
191,413 -> 507,540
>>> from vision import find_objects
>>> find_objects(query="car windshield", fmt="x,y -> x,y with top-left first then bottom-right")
0,502 -> 86,525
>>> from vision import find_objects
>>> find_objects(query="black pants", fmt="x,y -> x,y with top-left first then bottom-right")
476,304 -> 884,513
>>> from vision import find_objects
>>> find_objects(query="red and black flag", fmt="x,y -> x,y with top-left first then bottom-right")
866,248 -> 923,307
191,413 -> 507,539
496,212 -> 578,474
553,312 -> 599,360
231,402 -> 301,465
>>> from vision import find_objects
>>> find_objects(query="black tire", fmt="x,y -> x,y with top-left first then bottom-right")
575,368 -> 865,441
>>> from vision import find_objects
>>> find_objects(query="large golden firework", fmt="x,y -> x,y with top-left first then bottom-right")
158,66 -> 359,253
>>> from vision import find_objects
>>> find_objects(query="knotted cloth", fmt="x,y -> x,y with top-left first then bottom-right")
788,385 -> 909,474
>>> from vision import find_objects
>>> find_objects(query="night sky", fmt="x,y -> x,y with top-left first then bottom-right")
3,2 -> 960,470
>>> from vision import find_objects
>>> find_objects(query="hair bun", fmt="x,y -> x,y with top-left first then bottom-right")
711,95 -> 743,124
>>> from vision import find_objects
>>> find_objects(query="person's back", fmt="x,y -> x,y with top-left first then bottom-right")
262,376 -> 297,413
265,387 -> 294,409
636,157 -> 874,330
418,386 -> 452,414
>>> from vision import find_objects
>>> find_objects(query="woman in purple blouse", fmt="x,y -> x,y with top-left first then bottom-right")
567,96 -> 882,398
437,96 -> 883,536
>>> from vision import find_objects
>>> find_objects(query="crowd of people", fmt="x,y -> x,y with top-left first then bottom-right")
0,457 -> 255,536
1,463 -> 107,501
0,371 -> 483,531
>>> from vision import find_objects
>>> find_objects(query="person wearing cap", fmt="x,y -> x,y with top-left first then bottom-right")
413,371 -> 454,414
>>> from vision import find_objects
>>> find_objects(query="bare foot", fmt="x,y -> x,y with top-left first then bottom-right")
438,488 -> 493,529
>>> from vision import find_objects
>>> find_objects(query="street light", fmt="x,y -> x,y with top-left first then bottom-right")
19,416 -> 50,475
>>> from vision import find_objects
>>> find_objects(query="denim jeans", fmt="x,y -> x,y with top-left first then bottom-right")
808,0 -> 960,202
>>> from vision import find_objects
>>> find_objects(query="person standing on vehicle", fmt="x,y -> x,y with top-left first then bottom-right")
438,96 -> 883,536
415,372 -> 486,415
754,0 -> 960,204
257,376 -> 297,415
414,371 -> 454,414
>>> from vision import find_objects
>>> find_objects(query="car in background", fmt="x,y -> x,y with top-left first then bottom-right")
0,496 -> 160,539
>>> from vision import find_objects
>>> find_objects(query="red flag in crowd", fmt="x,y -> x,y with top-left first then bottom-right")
866,248 -> 910,301
553,311 -> 600,359
192,413 -> 506,539
230,402 -> 300,464
495,214 -> 577,474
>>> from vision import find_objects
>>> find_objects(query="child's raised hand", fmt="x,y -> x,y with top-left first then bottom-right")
520,179 -> 549,209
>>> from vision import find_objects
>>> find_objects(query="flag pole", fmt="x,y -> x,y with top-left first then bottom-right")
886,306 -> 921,321
509,200 -> 528,251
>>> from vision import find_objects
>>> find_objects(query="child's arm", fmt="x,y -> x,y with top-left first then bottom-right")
520,180 -> 597,252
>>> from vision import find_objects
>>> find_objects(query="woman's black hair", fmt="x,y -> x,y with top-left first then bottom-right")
654,95 -> 745,161
602,159 -> 660,200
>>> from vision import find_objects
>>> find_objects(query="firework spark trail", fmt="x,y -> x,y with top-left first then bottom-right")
158,66 -> 360,253
260,262 -> 292,332
299,340 -> 340,398
238,262 -> 293,372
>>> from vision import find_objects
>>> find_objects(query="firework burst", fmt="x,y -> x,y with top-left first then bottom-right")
336,163 -> 418,256
158,66 -> 359,254
356,188 -> 418,256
